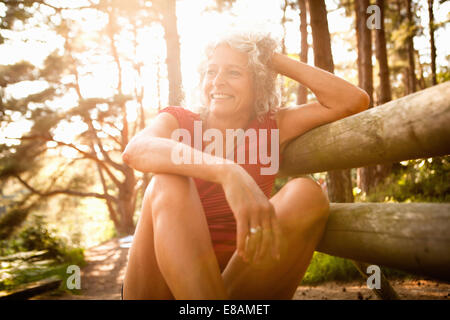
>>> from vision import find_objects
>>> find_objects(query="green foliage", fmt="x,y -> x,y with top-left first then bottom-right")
272,177 -> 289,195
301,252 -> 413,285
40,51 -> 67,83
436,67 -> 450,83
0,215 -> 85,292
0,61 -> 36,87
12,216 -> 64,260
301,156 -> 449,284
301,252 -> 361,285
0,1 -> 34,44
358,156 -> 450,203
0,139 -> 47,179
0,199 -> 35,240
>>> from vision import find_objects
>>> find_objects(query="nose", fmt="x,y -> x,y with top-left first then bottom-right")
212,69 -> 226,87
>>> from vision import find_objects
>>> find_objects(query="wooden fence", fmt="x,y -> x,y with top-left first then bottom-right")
279,82 -> 450,282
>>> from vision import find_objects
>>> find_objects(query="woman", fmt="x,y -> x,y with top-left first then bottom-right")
121,32 -> 369,300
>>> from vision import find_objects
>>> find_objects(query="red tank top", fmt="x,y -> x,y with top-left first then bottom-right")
159,106 -> 279,270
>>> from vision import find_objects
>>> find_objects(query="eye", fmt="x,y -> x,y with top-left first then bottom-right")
229,70 -> 241,76
206,69 -> 216,76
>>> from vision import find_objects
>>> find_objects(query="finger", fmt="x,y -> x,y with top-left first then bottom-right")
244,235 -> 250,261
252,230 -> 264,263
251,226 -> 263,263
256,216 -> 272,262
247,221 -> 261,263
270,214 -> 283,260
236,215 -> 249,261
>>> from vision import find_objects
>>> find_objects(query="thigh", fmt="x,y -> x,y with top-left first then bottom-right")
222,177 -> 329,299
123,175 -> 187,299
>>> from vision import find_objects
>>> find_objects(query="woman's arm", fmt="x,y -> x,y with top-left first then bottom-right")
122,112 -> 231,185
269,53 -> 370,148
122,112 -> 281,262
271,52 -> 369,112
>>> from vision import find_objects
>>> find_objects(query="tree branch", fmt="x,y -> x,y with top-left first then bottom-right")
87,119 -> 124,172
14,174 -> 116,202
99,129 -> 122,148
19,135 -> 123,188
34,0 -> 97,11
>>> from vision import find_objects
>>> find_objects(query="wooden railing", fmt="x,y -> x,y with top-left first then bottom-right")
279,82 -> 450,282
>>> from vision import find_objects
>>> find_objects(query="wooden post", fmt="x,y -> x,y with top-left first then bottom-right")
316,202 -> 450,281
352,260 -> 400,300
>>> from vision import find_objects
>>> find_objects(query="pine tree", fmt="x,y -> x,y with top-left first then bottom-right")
372,0 -> 394,188
297,0 -> 309,105
308,0 -> 354,203
155,0 -> 184,106
355,0 -> 377,195
1,0 -> 185,237
428,0 -> 437,85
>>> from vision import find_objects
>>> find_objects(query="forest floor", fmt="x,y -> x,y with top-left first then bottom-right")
33,237 -> 450,300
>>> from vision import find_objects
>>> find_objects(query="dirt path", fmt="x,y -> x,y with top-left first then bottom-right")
34,237 -> 129,300
34,237 -> 450,300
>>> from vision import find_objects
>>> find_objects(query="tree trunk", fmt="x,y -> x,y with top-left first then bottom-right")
308,0 -> 334,72
375,0 -> 392,105
160,0 -> 184,106
281,0 -> 288,55
118,169 -> 137,235
416,49 -> 426,90
405,0 -> 417,93
355,0 -> 373,105
355,0 -> 378,195
428,0 -> 437,85
279,0 -> 289,108
308,0 -> 353,203
297,0 -> 308,105
326,170 -> 354,203
372,0 -> 393,191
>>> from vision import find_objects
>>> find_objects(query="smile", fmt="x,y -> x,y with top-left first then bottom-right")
210,93 -> 234,100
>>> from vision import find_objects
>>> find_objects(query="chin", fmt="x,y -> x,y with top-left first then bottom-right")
209,103 -> 235,118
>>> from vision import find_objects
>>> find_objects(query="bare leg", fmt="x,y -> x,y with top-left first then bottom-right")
122,177 -> 174,299
124,174 -> 227,299
222,177 -> 330,299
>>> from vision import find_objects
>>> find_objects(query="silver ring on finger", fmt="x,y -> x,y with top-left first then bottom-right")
250,226 -> 262,235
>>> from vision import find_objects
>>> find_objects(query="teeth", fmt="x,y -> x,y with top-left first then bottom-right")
211,93 -> 232,99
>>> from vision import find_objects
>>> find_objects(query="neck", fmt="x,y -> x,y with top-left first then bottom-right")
204,110 -> 254,134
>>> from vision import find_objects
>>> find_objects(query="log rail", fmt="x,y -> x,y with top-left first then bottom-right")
279,82 -> 450,281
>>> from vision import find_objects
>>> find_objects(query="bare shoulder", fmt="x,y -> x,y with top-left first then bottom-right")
137,111 -> 180,140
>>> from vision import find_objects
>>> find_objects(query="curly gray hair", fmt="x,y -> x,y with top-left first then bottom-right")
197,32 -> 281,121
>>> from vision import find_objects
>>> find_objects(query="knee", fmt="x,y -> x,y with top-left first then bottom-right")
279,177 -> 330,230
143,174 -> 192,219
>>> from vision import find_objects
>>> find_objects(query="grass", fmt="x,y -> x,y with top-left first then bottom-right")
301,252 -> 414,286
0,247 -> 86,295
0,215 -> 86,295
301,252 -> 361,285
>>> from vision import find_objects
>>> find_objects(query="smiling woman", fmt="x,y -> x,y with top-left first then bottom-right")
198,33 -> 279,121
121,31 -> 369,300
203,46 -> 256,120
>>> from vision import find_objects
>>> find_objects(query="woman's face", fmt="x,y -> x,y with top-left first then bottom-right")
202,44 -> 255,119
